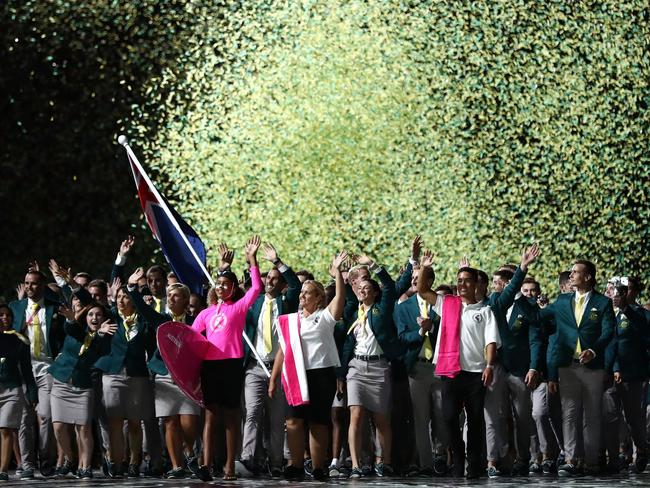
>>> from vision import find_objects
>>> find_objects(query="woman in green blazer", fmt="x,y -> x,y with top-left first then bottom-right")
52,303 -> 115,479
0,304 -> 37,481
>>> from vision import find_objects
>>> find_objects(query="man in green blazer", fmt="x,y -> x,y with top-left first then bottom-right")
9,270 -> 64,478
543,260 -> 616,477
240,244 -> 301,476
483,244 -> 540,478
394,267 -> 449,476
602,282 -> 649,474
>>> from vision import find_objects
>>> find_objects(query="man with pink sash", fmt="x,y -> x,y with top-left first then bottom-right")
417,254 -> 500,480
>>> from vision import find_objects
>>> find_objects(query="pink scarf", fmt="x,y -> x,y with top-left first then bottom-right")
277,313 -> 309,406
435,295 -> 463,378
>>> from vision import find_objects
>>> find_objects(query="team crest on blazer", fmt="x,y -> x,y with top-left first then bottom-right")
372,308 -> 380,316
588,308 -> 598,321
514,315 -> 523,330
619,315 -> 629,330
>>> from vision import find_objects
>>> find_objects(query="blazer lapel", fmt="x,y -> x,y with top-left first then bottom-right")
14,300 -> 28,332
567,293 -> 579,328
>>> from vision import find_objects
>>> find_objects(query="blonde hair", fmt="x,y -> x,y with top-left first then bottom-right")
302,280 -> 327,309
166,282 -> 190,301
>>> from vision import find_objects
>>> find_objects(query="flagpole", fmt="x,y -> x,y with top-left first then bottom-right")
118,135 -> 271,378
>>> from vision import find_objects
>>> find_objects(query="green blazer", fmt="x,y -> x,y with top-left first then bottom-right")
394,294 -> 439,373
9,297 -> 65,360
48,321 -> 107,388
94,306 -> 150,376
611,305 -> 649,381
339,267 -> 400,378
0,331 -> 38,404
243,266 -> 301,366
541,291 -> 616,381
500,296 -> 543,378
488,266 -> 527,344
127,287 -> 195,376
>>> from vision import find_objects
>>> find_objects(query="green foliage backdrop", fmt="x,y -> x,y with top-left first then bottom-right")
133,0 -> 650,292
2,1 -> 649,298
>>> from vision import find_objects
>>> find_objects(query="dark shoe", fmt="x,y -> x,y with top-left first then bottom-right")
127,463 -> 140,477
40,460 -> 55,478
270,466 -> 283,478
184,454 -> 200,478
417,467 -> 434,477
451,462 -> 465,477
77,468 -> 93,479
542,459 -> 556,474
558,463 -> 578,477
374,462 -> 393,477
529,461 -> 542,474
284,464 -> 304,481
328,465 -> 342,478
348,467 -> 363,479
466,469 -> 481,480
0,472 -> 8,481
303,458 -> 313,476
361,464 -> 373,476
165,467 -> 186,479
512,460 -> 529,476
312,468 -> 329,481
633,455 -> 648,474
19,467 -> 34,480
56,459 -> 75,477
487,466 -> 501,478
144,464 -> 163,477
236,458 -> 258,477
583,464 -> 601,476
195,465 -> 213,482
433,455 -> 448,475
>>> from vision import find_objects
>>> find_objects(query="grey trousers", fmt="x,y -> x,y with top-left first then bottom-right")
19,374 -> 55,469
241,362 -> 286,468
484,364 -> 532,462
531,382 -> 561,458
142,377 -> 162,467
602,380 -> 647,460
407,361 -> 446,469
558,363 -> 604,466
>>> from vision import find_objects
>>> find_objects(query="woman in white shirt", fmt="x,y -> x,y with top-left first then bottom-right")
268,251 -> 347,481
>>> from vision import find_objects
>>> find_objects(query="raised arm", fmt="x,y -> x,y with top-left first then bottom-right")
111,235 -> 135,282
327,251 -> 348,321
494,244 -> 540,310
416,250 -> 438,306
238,236 -> 264,310
127,267 -> 167,327
262,243 -> 301,311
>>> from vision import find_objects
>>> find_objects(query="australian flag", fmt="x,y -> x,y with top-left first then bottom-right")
124,145 -> 208,294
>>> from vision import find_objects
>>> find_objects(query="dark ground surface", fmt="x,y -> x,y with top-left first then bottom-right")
4,472 -> 650,488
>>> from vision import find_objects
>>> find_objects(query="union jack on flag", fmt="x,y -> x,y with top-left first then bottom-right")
126,149 -> 208,295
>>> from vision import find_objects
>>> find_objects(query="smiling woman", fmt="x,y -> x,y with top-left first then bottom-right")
190,236 -> 263,481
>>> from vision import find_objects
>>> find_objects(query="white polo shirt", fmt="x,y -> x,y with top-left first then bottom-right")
279,307 -> 341,370
432,296 -> 500,373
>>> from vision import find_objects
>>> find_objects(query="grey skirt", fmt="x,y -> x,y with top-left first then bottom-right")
346,357 -> 392,413
0,385 -> 25,429
154,374 -> 201,418
102,372 -> 153,421
51,379 -> 94,425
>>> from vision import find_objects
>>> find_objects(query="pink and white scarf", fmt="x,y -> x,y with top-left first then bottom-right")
277,313 -> 309,406
435,295 -> 463,378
